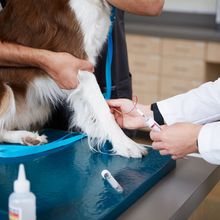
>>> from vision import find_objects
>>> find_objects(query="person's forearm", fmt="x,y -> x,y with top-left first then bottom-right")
107,0 -> 164,16
0,41 -> 94,89
0,41 -> 51,68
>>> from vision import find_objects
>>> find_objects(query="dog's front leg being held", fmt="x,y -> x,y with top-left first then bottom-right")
67,71 -> 147,158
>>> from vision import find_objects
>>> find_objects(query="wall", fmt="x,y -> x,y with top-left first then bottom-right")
164,0 -> 217,14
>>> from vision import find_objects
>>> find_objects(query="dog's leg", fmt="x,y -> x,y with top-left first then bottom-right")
0,82 -> 16,130
67,71 -> 147,158
0,82 -> 47,146
0,130 -> 47,146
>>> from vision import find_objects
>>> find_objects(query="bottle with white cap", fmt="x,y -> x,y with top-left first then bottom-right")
9,164 -> 36,220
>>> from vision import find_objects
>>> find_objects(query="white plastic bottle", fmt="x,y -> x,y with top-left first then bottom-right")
9,164 -> 36,220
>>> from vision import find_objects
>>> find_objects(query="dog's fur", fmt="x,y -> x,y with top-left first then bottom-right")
0,0 -> 147,157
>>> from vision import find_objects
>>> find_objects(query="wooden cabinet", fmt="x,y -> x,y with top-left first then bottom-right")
127,34 -> 220,220
161,58 -> 205,80
162,38 -> 205,59
126,34 -> 162,104
126,34 -> 218,103
126,35 -> 161,55
132,73 -> 159,103
129,54 -> 161,74
160,76 -> 202,99
160,38 -> 206,99
206,42 -> 220,63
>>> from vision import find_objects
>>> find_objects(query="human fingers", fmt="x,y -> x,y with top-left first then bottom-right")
172,155 -> 178,160
159,149 -> 170,156
150,130 -> 162,142
114,112 -> 124,128
59,74 -> 79,89
107,99 -> 125,108
160,125 -> 167,130
78,60 -> 94,72
172,152 -> 187,160
152,141 -> 166,150
172,154 -> 183,160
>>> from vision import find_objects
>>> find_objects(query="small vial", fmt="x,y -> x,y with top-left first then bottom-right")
136,108 -> 161,132
143,116 -> 161,132
9,164 -> 36,220
101,170 -> 123,193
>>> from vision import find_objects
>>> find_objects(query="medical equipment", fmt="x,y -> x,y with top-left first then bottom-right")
9,164 -> 36,220
101,169 -> 123,193
136,108 -> 161,132
136,108 -> 189,160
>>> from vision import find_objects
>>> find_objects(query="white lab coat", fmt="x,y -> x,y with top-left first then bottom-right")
157,78 -> 220,165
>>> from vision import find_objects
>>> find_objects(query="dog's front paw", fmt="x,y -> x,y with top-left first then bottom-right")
110,135 -> 148,158
115,142 -> 148,158
21,133 -> 48,146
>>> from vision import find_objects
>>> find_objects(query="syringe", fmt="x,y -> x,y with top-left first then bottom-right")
136,107 -> 189,160
136,108 -> 161,132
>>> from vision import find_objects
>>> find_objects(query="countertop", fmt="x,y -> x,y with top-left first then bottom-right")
125,12 -> 220,42
118,156 -> 220,220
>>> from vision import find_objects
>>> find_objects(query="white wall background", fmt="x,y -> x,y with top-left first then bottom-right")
164,0 -> 217,14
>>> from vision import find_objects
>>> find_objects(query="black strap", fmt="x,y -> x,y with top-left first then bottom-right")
151,103 -> 165,125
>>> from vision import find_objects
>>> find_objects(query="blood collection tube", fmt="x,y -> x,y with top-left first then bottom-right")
101,170 -> 123,193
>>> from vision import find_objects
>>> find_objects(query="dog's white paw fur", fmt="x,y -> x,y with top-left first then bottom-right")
110,135 -> 147,158
0,130 -> 48,146
21,133 -> 48,146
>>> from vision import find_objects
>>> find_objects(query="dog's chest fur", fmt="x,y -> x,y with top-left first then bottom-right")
69,0 -> 111,64
0,0 -> 111,130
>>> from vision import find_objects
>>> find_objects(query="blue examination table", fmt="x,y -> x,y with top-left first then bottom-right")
0,129 -> 176,220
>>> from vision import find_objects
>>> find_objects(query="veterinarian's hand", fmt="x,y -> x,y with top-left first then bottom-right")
150,123 -> 203,159
107,99 -> 153,129
43,52 -> 94,89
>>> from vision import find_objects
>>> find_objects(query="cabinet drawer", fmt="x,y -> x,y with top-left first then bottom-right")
207,42 -> 220,63
161,58 -> 205,81
126,34 -> 161,55
132,87 -> 158,104
159,76 -> 202,99
132,73 -> 159,93
162,38 -> 205,60
129,54 -> 161,74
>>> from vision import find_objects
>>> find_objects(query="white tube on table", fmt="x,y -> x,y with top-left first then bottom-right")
101,170 -> 123,193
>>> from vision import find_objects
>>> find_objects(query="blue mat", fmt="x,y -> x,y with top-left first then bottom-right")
0,129 -> 175,220
0,130 -> 86,158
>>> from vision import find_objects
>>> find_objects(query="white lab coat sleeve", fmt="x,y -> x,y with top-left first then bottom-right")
198,122 -> 220,165
157,78 -> 220,164
157,78 -> 220,125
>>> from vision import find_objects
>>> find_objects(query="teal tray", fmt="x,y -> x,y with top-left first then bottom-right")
0,129 -> 175,220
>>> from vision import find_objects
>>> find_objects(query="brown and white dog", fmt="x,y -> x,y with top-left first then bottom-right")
0,0 -> 147,158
